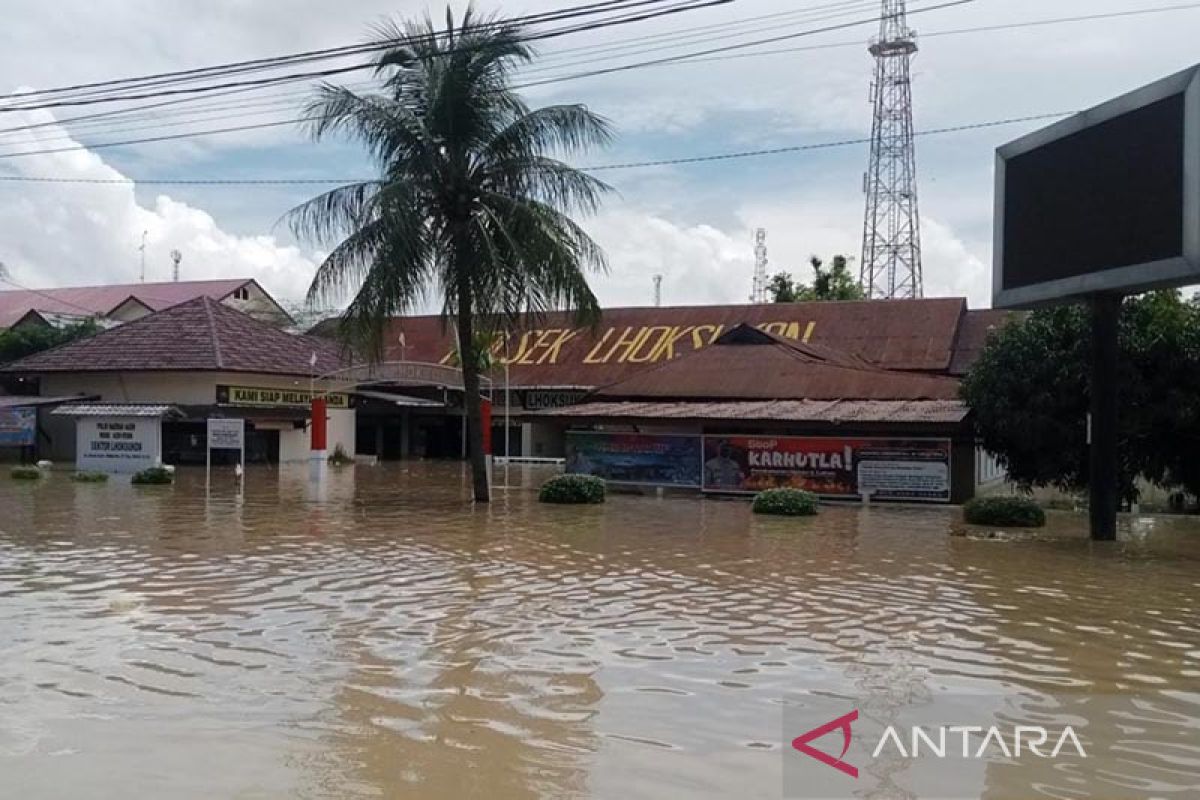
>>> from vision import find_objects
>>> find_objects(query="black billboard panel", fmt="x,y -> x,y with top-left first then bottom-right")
994,65 -> 1200,308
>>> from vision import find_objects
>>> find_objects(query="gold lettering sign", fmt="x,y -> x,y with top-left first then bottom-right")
439,321 -> 817,368
219,385 -> 350,409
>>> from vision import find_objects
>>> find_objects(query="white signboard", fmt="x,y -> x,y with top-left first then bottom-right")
207,418 -> 245,450
206,417 -> 246,490
76,417 -> 161,474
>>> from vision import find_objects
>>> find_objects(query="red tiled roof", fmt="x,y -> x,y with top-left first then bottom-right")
313,297 -> 970,387
2,296 -> 345,376
590,323 -> 962,402
0,279 -> 255,328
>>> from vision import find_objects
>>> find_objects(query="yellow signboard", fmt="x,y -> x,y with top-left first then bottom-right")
217,385 -> 350,409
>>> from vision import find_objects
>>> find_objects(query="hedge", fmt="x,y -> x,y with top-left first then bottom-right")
71,471 -> 109,483
539,474 -> 606,504
10,466 -> 42,480
131,467 -> 174,485
752,488 -> 819,517
962,496 -> 1045,528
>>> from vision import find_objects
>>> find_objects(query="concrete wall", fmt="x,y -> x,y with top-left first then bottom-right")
36,371 -> 354,464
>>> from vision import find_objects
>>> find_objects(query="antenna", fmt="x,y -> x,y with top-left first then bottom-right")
750,228 -> 769,303
653,274 -> 663,307
138,230 -> 148,282
170,249 -> 182,282
861,0 -> 923,299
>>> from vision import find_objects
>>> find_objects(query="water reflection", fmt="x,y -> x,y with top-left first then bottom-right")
0,463 -> 1198,798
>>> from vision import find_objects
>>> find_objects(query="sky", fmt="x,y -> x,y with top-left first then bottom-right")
0,0 -> 1196,313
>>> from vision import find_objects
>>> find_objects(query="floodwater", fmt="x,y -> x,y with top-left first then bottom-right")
1,463 -> 1198,800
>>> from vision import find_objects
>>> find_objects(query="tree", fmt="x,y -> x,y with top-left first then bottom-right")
961,291 -> 1200,501
0,319 -> 101,365
767,272 -> 797,303
799,255 -> 864,302
288,7 -> 612,502
769,255 -> 865,303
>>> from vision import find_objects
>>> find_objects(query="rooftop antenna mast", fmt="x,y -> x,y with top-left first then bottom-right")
170,249 -> 182,282
138,230 -> 148,283
750,228 -> 769,303
860,0 -> 923,299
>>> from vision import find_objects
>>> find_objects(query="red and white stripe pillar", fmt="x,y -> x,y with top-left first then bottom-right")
310,396 -> 328,479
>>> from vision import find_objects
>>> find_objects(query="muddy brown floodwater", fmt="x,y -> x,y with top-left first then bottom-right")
1,463 -> 1198,799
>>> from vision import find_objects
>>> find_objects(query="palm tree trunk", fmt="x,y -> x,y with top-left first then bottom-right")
456,287 -> 491,503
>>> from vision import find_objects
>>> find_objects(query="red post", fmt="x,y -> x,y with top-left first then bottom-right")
311,397 -> 328,452
481,398 -> 492,456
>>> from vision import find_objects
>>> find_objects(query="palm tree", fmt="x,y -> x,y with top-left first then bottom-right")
289,6 -> 613,502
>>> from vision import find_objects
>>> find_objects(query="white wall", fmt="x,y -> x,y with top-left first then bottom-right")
37,370 -> 355,464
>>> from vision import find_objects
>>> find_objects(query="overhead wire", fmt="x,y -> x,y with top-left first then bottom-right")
0,111 -> 1076,183
0,0 -> 972,159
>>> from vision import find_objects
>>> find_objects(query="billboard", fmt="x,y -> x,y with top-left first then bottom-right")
701,436 -> 951,503
994,64 -> 1200,308
0,407 -> 36,447
76,417 -> 162,474
565,432 -> 702,488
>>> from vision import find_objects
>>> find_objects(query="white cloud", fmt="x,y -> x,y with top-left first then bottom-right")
0,102 -> 318,303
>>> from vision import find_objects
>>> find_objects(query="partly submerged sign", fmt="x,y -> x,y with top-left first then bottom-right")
0,407 -> 36,447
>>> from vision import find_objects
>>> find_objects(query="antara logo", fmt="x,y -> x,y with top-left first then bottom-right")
792,710 -> 1088,779
792,710 -> 860,779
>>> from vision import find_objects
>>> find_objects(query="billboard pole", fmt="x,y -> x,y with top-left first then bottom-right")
1089,294 -> 1121,541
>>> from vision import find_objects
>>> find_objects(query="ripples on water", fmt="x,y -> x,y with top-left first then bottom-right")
1,463 -> 1198,799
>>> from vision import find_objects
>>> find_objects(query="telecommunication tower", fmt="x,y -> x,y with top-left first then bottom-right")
860,0 -> 923,299
170,249 -> 182,282
653,274 -> 663,307
750,228 -> 769,303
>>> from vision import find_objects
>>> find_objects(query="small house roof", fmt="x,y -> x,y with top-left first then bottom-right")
2,296 -> 345,377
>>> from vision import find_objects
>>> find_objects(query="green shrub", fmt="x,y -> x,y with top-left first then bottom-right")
539,474 -> 606,504
71,471 -> 109,483
752,488 -> 819,516
131,467 -> 173,485
328,444 -> 355,466
963,496 -> 1045,528
10,465 -> 42,480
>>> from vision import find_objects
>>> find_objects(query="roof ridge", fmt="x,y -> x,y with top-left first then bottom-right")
202,296 -> 224,369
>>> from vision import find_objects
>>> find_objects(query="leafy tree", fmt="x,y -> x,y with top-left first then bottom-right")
767,272 -> 797,303
799,255 -> 864,302
0,319 -> 101,364
769,255 -> 865,303
288,7 -> 612,501
961,291 -> 1200,501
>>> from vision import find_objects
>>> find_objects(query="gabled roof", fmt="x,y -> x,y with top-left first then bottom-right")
312,297 -> 971,388
0,278 -> 272,328
591,323 -> 962,402
1,296 -> 345,376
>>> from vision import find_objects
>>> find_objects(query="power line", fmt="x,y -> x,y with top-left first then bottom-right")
0,110 -> 1075,183
0,0 -> 879,142
0,1 -> 732,114
0,0 -> 972,159
0,1 -> 684,104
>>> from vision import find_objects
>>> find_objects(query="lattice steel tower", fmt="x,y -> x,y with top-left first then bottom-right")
860,0 -> 923,299
750,228 -> 769,304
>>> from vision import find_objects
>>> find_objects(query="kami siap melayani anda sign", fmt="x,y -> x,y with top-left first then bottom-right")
217,385 -> 350,409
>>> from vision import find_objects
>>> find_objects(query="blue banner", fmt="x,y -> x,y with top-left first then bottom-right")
566,432 -> 702,488
0,407 -> 36,447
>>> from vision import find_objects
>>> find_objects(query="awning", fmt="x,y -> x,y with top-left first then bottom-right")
536,399 -> 969,425
0,394 -> 99,409
52,403 -> 182,419
355,389 -> 444,408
